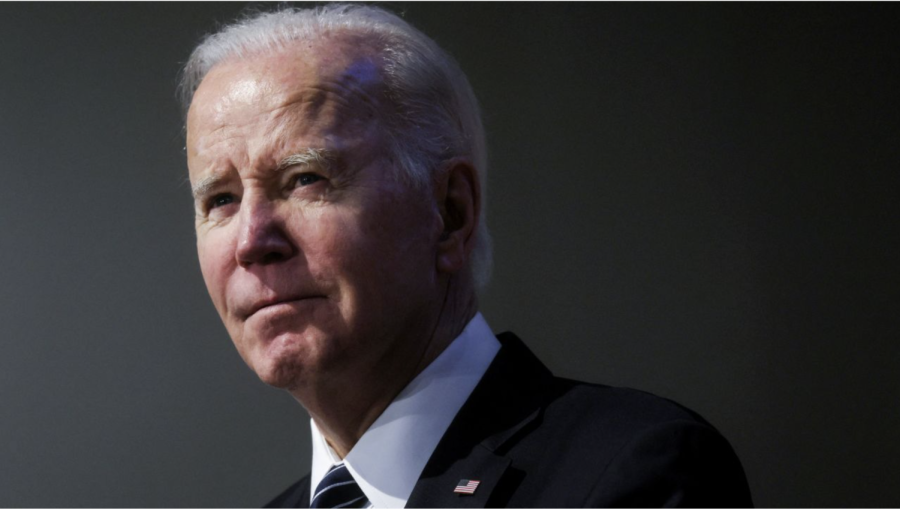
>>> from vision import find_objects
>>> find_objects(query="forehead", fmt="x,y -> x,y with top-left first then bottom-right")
186,35 -> 389,167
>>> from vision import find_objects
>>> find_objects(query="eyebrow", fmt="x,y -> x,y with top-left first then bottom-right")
276,147 -> 334,172
190,148 -> 335,200
191,174 -> 224,201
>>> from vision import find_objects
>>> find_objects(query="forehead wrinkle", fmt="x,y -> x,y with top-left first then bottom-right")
272,56 -> 386,132
189,44 -> 389,201
275,82 -> 381,137
189,137 -> 247,197
262,88 -> 385,173
192,128 -> 244,161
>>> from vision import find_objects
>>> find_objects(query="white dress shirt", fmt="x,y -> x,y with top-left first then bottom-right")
309,312 -> 501,508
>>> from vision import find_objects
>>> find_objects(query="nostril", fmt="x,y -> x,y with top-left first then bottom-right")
259,252 -> 287,265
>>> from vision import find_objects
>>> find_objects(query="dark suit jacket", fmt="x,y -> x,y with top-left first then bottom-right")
267,333 -> 753,508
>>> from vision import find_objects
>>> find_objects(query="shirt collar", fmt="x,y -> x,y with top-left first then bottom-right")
310,312 -> 500,508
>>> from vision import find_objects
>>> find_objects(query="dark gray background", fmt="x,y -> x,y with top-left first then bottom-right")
1,2 -> 897,507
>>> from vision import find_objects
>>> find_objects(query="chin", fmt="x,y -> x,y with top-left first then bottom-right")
256,363 -> 305,390
250,352 -> 308,390
246,333 -> 314,390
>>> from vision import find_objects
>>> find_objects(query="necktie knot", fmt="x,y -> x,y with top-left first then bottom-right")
311,463 -> 368,508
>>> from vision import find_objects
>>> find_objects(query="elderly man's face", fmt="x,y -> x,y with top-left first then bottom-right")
186,39 -> 443,390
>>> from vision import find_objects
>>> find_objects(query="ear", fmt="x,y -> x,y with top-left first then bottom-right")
434,158 -> 481,275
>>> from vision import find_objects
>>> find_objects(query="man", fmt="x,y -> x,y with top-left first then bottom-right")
181,5 -> 752,508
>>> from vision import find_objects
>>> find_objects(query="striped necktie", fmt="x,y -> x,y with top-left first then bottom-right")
310,463 -> 368,508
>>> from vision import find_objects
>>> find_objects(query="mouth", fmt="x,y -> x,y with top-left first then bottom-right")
243,296 -> 325,320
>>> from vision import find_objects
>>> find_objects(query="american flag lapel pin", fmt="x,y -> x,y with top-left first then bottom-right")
454,479 -> 480,495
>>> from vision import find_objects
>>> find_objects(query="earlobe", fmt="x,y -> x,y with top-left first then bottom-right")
435,158 -> 480,275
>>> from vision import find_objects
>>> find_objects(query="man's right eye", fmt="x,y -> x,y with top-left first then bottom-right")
209,194 -> 235,209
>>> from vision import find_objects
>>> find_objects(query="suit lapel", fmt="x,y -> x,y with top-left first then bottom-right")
406,333 -> 554,508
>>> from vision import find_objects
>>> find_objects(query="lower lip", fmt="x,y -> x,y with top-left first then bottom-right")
250,297 -> 324,319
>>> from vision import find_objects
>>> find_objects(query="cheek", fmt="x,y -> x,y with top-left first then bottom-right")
293,208 -> 368,278
196,231 -> 234,312
311,199 -> 435,290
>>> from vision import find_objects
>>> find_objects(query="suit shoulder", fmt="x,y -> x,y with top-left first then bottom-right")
494,333 -> 715,435
506,378 -> 752,506
546,378 -> 713,432
534,378 -> 739,469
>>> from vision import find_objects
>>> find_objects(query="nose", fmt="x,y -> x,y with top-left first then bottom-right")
235,195 -> 294,267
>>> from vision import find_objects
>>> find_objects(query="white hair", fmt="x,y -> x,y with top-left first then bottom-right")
179,4 -> 492,289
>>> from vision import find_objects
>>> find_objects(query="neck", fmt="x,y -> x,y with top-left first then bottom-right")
296,274 -> 478,458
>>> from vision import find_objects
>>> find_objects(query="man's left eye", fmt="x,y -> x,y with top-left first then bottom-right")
293,173 -> 322,187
